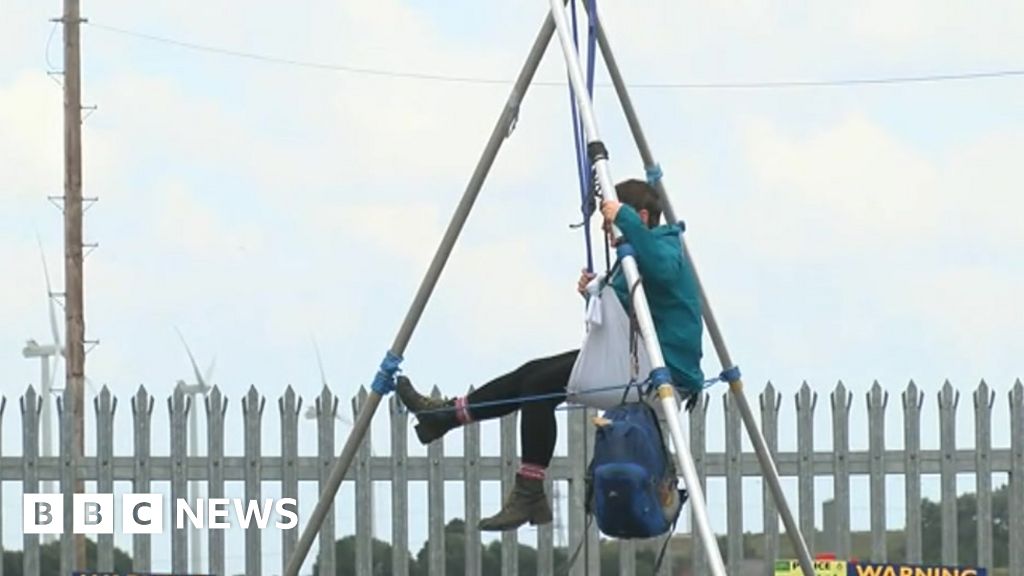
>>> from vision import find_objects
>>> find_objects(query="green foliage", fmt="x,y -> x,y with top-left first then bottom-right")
2,538 -> 133,575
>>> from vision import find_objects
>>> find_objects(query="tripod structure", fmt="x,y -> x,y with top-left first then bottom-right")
286,3 -> 815,575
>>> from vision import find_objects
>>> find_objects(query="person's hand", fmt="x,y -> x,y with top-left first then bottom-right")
600,199 -> 621,223
577,268 -> 596,296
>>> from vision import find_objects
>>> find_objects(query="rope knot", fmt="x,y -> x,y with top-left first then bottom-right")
370,350 -> 403,395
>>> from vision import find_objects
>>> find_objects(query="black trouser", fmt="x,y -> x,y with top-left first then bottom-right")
465,349 -> 579,468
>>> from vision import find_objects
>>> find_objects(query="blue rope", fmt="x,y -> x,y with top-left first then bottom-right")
701,365 -> 742,388
408,366 -> 739,416
370,350 -> 403,395
645,163 -> 663,187
412,380 -> 645,416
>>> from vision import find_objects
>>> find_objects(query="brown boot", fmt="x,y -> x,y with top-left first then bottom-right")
479,475 -> 553,531
396,376 -> 460,445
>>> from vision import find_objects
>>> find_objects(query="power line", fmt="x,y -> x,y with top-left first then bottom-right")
88,21 -> 1024,90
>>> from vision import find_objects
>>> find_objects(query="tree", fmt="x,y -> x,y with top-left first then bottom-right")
3,538 -> 132,575
919,483 -> 1009,567
312,534 -> 411,576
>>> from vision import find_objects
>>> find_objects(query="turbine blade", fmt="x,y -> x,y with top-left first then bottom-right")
203,357 -> 216,391
175,327 -> 206,387
312,336 -> 328,387
37,236 -> 62,350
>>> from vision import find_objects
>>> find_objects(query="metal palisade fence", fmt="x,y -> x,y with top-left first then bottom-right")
0,379 -> 1022,576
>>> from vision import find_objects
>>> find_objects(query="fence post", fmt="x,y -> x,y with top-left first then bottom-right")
243,386 -> 265,576
1009,380 -> 1024,576
973,380 -> 995,569
500,410 -> 519,576
280,387 -> 301,576
585,406 -> 600,576
169,386 -> 190,574
689,392 -> 709,575
569,405 -> 589,576
867,382 -> 888,562
21,387 -> 41,576
461,387 -> 482,576
95,386 -> 116,571
901,381 -> 923,563
59,386 -> 74,575
0,394 -> 5,576
938,381 -> 959,567
354,387 -> 374,576
796,382 -> 817,556
724,391 -> 744,568
207,386 -> 227,576
761,382 -> 782,575
831,381 -> 852,559
427,387 -> 446,576
131,386 -> 154,571
391,395 -> 411,576
316,386 -> 338,576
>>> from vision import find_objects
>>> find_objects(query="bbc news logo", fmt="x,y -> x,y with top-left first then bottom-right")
24,494 -> 298,534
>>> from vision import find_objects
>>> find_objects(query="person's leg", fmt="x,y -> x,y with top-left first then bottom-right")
479,350 -> 577,531
397,350 -> 578,445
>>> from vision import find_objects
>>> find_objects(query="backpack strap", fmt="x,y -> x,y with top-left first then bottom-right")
561,515 -> 593,574
653,506 -> 682,574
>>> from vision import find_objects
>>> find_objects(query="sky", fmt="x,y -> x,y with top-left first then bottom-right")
2,0 -> 1024,572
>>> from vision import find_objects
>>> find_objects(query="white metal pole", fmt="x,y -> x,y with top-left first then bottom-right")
548,1 -> 727,574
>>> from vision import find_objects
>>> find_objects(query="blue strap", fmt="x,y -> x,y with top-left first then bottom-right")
701,365 -> 742,388
720,365 -> 742,382
567,0 -> 594,273
568,0 -> 602,275
645,163 -> 663,187
649,367 -> 673,387
370,350 -> 403,395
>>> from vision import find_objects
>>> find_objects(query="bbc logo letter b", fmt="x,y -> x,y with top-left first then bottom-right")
24,494 -> 63,534
74,494 -> 114,534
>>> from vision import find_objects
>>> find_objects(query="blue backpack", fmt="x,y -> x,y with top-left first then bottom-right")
585,402 -> 687,539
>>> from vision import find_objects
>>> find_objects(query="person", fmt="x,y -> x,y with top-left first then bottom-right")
396,178 -> 704,531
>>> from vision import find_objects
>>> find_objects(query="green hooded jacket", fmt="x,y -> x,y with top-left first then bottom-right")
609,204 -> 705,394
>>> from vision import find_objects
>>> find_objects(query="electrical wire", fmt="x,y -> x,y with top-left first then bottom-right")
87,21 -> 1024,90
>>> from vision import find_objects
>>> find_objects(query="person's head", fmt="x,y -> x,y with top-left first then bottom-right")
615,179 -> 662,228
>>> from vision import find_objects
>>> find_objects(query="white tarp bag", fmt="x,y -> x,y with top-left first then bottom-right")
567,280 -> 653,409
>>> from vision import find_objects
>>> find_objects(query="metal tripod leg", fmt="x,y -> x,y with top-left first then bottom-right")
282,11 -> 559,576
547,0 -> 729,574
590,7 -> 817,576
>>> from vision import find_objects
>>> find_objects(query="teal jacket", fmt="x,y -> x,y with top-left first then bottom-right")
608,205 -> 704,394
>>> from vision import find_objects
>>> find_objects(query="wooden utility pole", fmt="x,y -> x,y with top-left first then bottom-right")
62,0 -> 87,569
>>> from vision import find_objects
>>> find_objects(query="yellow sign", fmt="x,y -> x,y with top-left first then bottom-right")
774,560 -> 848,575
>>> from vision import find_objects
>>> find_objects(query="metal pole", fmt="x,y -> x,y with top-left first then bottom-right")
282,12 -> 558,576
591,11 -> 817,576
61,0 -> 87,568
548,1 -> 727,574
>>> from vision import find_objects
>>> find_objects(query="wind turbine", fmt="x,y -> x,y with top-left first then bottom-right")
174,329 -> 214,576
303,338 -> 355,428
21,239 -> 63,544
303,338 -> 377,538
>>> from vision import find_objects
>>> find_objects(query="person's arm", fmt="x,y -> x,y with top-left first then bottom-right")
609,204 -> 680,280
